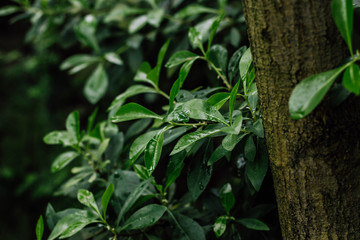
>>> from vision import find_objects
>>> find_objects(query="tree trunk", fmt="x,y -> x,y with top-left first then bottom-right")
241,1 -> 360,239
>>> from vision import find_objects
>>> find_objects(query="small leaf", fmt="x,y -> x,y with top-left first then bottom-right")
239,48 -> 252,81
229,79 -> 241,124
121,204 -> 166,231
78,189 -> 101,216
104,52 -> 123,65
36,215 -> 44,240
84,64 -> 108,104
129,130 -> 158,164
249,119 -> 264,138
237,218 -> 270,231
222,133 -> 247,151
189,27 -> 203,50
208,144 -> 229,165
48,210 -> 99,240
342,63 -> 360,95
165,151 -> 186,190
331,0 -> 353,53
147,8 -> 164,27
60,54 -> 99,73
207,13 -> 225,51
51,151 -> 80,173
228,46 -> 247,84
129,15 -> 148,33
244,136 -> 256,162
101,183 -> 114,218
66,111 -> 80,142
133,164 -> 151,180
165,50 -> 199,68
43,131 -> 71,145
170,129 -> 221,156
207,44 -> 228,78
74,14 -> 99,52
0,6 -> 20,16
111,103 -> 162,123
246,141 -> 268,191
219,183 -> 235,215
206,92 -> 230,109
169,211 -> 206,240
144,129 -> 166,173
221,114 -> 243,135
134,62 -> 156,87
289,65 -> 346,119
175,4 -> 217,19
213,216 -> 227,238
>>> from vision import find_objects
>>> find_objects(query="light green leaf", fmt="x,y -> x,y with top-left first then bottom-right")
129,15 -> 148,33
213,216 -> 227,238
221,114 -> 243,135
245,136 -> 256,162
104,5 -> 147,23
121,204 -> 166,231
66,111 -> 80,142
168,211 -> 206,240
246,142 -> 268,191
43,131 -> 73,146
144,129 -> 165,173
77,189 -> 101,216
249,119 -> 264,138
239,48 -> 252,85
147,8 -> 164,27
87,108 -> 98,133
170,129 -> 221,155
133,164 -> 151,180
48,210 -> 99,240
189,27 -> 203,50
208,144 -> 229,165
165,151 -> 186,190
60,54 -> 99,74
165,51 -> 199,68
174,4 -> 217,19
342,63 -> 360,95
229,79 -> 240,124
101,183 -> 114,218
51,151 -> 80,173
134,62 -> 156,87
104,52 -> 123,65
219,183 -> 235,215
289,65 -> 346,119
0,6 -> 20,16
74,15 -> 99,52
237,218 -> 270,231
331,0 -> 353,53
36,215 -> 44,240
129,130 -> 158,164
84,64 -> 108,104
111,103 -> 162,123
222,133 -> 247,151
206,92 -> 230,109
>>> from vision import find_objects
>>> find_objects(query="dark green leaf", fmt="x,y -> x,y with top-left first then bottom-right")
129,130 -> 158,164
144,128 -> 167,173
74,15 -> 99,52
66,111 -> 80,142
84,64 -> 108,104
175,4 -> 217,19
134,62 -> 156,87
220,183 -> 235,215
129,15 -> 148,33
87,108 -> 98,134
148,39 -> 170,87
170,129 -> 221,155
213,216 -> 227,238
331,0 -> 353,53
228,46 -> 247,84
221,114 -> 243,135
121,204 -> 166,231
246,142 -> 268,191
163,126 -> 189,145
51,151 -> 80,173
342,63 -> 360,94
36,215 -> 44,240
249,119 -> 264,138
169,211 -> 206,240
229,79 -> 240,124
77,189 -> 101,216
165,50 -> 199,68
165,151 -> 186,190
206,92 -> 230,109
48,210 -> 99,240
222,133 -> 247,151
125,119 -> 152,140
207,44 -> 228,79
207,14 -> 225,51
104,52 -> 123,65
101,183 -> 114,218
208,144 -> 229,165
229,27 -> 241,47
244,136 -> 256,162
289,65 -> 346,119
111,103 -> 162,123
237,218 -> 270,231
133,164 -> 151,180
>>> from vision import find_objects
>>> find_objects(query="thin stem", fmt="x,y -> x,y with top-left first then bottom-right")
169,121 -> 207,127
199,56 -> 232,90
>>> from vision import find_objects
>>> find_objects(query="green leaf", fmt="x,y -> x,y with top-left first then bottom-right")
175,4 -> 217,19
147,40 -> 170,87
165,51 -> 199,68
133,164 -> 151,180
116,178 -> 152,227
36,215 -> 44,240
207,44 -> 228,78
221,114 -> 243,135
51,151 -> 80,173
60,54 -> 99,74
228,46 -> 247,84
249,119 -> 264,138
43,131 -> 73,146
134,62 -> 156,87
219,183 -> 235,215
239,48 -> 252,86
104,52 -> 123,65
237,218 -> 270,231
207,13 -> 225,51
84,64 -> 108,104
111,103 -> 162,123
170,129 -> 221,155
66,111 -> 80,142
331,0 -> 353,54
165,151 -> 186,190
213,216 -> 227,238
208,144 -> 229,165
0,6 -> 20,16
342,63 -> 360,95
245,136 -> 256,162
147,8 -> 164,27
289,65 -> 346,119
48,210 -> 99,240
101,183 -> 114,218
121,204 -> 166,231
168,211 -> 206,240
129,15 -> 148,33
189,27 -> 203,50
129,130 -> 158,164
104,5 -> 147,23
74,15 -> 99,52
87,108 -> 98,133
229,79 -> 240,124
77,189 -> 101,216
246,142 -> 268,191
144,128 -> 166,173
206,92 -> 230,109
222,133 -> 247,151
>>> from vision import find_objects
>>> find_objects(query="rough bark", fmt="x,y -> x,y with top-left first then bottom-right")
241,1 -> 360,239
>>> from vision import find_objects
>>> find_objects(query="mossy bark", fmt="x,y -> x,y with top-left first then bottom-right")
241,0 -> 360,239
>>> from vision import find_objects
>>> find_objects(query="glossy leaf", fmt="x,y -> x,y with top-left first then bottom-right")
208,144 -> 229,165
245,136 -> 256,162
189,27 -> 203,50
222,133 -> 247,151
134,62 -> 156,87
170,129 -> 221,155
331,0 -> 353,53
206,92 -> 230,109
165,151 -> 186,190
229,79 -> 240,124
78,189 -> 101,216
220,183 -> 235,215
239,48 -> 252,82
289,65 -> 346,119
36,215 -> 44,240
129,130 -> 158,164
51,151 -> 80,173
342,63 -> 360,94
66,111 -> 80,141
129,15 -> 148,33
74,15 -> 99,52
104,52 -> 123,65
228,46 -> 247,84
169,211 -> 206,240
111,103 -> 162,123
163,126 -> 189,145
221,114 -> 243,135
165,51 -> 199,68
246,142 -> 268,191
133,164 -> 151,180
175,4 -> 217,19
84,64 -> 108,104
213,216 -> 227,238
207,44 -> 228,78
144,129 -> 166,173
101,183 -> 114,218
121,204 -> 166,231
60,54 -> 99,74
237,218 -> 270,231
